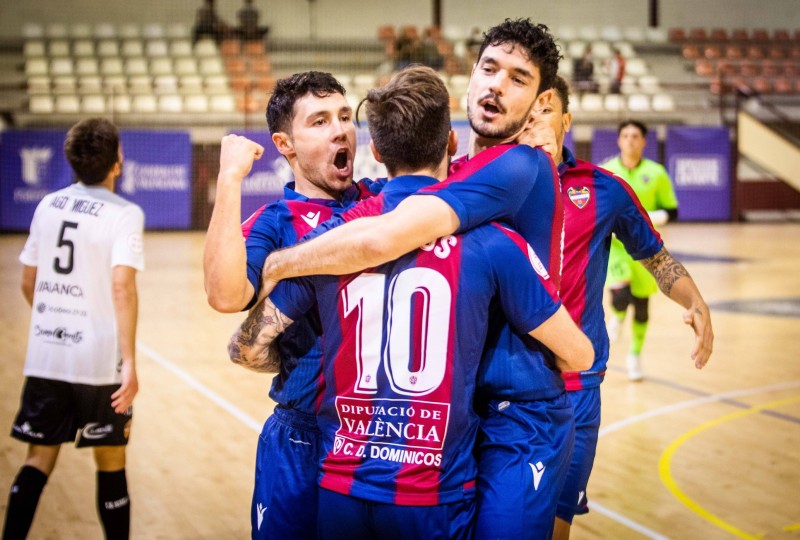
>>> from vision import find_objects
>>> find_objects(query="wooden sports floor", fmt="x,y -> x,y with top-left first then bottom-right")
1,223 -> 798,539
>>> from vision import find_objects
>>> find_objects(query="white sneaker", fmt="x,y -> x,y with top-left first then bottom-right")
626,353 -> 643,382
607,316 -> 622,342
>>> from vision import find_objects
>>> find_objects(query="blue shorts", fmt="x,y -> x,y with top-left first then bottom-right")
474,393 -> 575,540
251,406 -> 322,540
317,487 -> 474,540
556,387 -> 601,524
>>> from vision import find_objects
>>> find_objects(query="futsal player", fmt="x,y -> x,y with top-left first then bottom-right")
229,65 -> 593,540
4,118 -> 143,540
203,72 -> 383,539
535,77 -> 713,539
256,19 -> 580,537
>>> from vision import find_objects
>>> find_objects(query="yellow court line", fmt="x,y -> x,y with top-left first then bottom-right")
658,395 -> 800,540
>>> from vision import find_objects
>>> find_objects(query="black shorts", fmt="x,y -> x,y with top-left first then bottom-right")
10,377 -> 132,448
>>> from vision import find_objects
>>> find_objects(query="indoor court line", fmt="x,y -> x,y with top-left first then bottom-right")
658,395 -> 800,540
136,341 -> 262,433
138,339 -> 800,538
136,340 -> 671,537
586,502 -> 670,540
598,380 -> 800,438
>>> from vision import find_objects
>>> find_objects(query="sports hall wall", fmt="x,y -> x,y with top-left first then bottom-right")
1,0 -> 797,230
1,0 -> 798,39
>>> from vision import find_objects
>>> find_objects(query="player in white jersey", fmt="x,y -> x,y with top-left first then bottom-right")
3,118 -> 144,540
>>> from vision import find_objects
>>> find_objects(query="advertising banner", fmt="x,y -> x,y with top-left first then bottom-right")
665,126 -> 731,221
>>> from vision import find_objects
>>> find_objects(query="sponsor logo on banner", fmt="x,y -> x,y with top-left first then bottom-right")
567,186 -> 591,209
242,158 -> 292,195
332,396 -> 448,467
14,147 -> 54,203
120,160 -> 189,194
671,155 -> 723,188
34,325 -> 83,344
20,147 -> 52,185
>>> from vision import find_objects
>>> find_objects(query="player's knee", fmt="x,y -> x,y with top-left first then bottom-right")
632,297 -> 649,323
94,446 -> 127,471
610,286 -> 632,313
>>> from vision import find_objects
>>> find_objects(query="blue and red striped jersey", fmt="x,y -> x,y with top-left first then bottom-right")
270,175 -> 561,506
414,146 -> 567,401
558,147 -> 663,390
240,179 -> 383,413
418,144 -> 564,291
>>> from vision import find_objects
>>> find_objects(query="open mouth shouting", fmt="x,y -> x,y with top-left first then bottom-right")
478,94 -> 505,118
332,147 -> 353,179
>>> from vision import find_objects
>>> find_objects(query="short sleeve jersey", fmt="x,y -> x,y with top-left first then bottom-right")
270,175 -> 561,506
601,156 -> 678,212
417,144 -> 564,291
240,180 -> 383,413
415,145 -> 566,401
558,148 -> 663,390
19,182 -> 145,385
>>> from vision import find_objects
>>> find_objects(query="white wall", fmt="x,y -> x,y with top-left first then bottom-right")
0,0 -> 797,39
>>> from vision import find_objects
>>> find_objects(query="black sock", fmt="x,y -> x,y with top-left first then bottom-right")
2,465 -> 48,540
96,470 -> 130,540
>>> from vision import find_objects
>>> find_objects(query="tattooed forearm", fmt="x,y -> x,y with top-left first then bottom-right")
641,247 -> 690,296
228,297 -> 293,373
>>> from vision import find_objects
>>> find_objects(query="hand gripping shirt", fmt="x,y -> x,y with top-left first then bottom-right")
270,175 -> 561,506
559,148 -> 663,390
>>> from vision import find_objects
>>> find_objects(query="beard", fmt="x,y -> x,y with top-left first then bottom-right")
467,98 -> 531,141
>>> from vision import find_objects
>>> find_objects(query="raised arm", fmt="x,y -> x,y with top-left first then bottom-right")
260,194 -> 459,297
228,296 -> 295,373
110,265 -> 139,413
528,306 -> 594,373
203,135 -> 264,313
640,246 -> 713,369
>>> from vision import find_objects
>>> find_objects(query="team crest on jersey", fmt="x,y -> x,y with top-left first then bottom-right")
642,175 -> 651,184
567,186 -> 590,209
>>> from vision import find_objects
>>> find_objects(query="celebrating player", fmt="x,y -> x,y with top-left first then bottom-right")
229,65 -> 592,539
203,71 -> 383,539
535,77 -> 713,539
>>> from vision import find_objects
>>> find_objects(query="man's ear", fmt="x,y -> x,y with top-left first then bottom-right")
447,129 -> 458,156
271,132 -> 294,158
563,111 -> 573,133
370,140 -> 383,163
534,88 -> 555,112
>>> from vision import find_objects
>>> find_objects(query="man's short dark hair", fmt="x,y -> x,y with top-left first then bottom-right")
553,75 -> 570,113
618,120 -> 648,137
358,65 -> 451,177
266,71 -> 346,134
477,18 -> 562,95
63,118 -> 120,186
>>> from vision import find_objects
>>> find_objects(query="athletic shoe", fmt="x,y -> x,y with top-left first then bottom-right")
626,353 -> 643,382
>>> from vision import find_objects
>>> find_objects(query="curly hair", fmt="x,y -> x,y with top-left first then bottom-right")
266,71 -> 346,134
477,18 -> 563,94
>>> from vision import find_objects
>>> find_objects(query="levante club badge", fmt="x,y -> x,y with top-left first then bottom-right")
567,186 -> 590,209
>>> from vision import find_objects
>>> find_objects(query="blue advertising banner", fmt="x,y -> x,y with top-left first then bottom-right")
665,126 -> 731,221
591,128 -> 658,168
119,130 -> 192,229
0,130 -> 71,231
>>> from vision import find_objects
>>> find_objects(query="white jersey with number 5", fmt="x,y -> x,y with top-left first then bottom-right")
19,182 -> 145,385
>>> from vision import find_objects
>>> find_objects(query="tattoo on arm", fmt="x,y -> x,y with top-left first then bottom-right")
228,297 -> 292,373
641,247 -> 690,296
